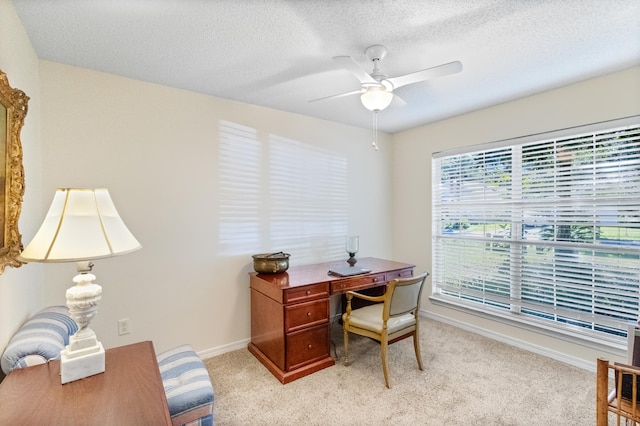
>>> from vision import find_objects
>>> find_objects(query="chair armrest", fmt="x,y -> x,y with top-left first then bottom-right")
1,306 -> 78,375
345,291 -> 385,303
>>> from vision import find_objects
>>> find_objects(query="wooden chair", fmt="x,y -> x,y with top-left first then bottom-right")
342,271 -> 429,388
597,357 -> 640,425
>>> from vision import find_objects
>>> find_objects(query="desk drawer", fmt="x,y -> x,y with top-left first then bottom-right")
331,273 -> 386,293
284,283 -> 329,304
285,324 -> 330,371
285,299 -> 329,332
386,268 -> 414,281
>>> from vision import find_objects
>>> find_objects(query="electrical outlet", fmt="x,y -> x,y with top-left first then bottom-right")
118,318 -> 130,336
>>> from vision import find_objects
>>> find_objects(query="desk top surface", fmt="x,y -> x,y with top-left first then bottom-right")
0,340 -> 172,425
250,257 -> 415,288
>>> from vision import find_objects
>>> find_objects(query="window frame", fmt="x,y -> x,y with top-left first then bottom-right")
431,116 -> 640,348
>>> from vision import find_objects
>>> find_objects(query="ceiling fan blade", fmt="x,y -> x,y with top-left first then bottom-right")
308,89 -> 363,103
332,56 -> 377,85
386,61 -> 463,90
391,93 -> 407,108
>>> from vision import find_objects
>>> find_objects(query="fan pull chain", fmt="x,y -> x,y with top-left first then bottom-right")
372,111 -> 380,151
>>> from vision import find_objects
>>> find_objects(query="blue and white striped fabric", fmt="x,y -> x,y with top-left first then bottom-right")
157,344 -> 214,426
1,306 -> 78,375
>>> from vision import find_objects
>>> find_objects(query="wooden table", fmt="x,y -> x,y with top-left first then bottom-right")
0,340 -> 172,425
249,257 -> 415,384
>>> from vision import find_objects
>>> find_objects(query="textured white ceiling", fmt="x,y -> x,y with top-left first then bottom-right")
12,0 -> 640,133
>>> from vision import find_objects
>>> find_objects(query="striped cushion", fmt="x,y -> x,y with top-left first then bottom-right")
157,344 -> 214,426
1,306 -> 78,375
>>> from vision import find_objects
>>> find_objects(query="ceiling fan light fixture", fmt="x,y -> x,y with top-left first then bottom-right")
360,86 -> 393,112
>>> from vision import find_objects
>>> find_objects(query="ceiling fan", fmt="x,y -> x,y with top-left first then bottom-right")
311,45 -> 463,112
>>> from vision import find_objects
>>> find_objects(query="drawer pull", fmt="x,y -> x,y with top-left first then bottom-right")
307,312 -> 311,317
373,277 -> 378,282
306,290 -> 311,295
307,344 -> 313,350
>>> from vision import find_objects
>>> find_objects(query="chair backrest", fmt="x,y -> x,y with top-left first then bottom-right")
384,272 -> 429,319
597,357 -> 640,425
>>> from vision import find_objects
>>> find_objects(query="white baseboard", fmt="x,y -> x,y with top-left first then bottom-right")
197,311 -> 602,372
197,338 -> 251,360
420,309 -> 597,372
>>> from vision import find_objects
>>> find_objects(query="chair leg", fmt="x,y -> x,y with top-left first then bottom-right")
343,328 -> 350,366
413,331 -> 423,371
381,337 -> 390,388
413,317 -> 424,371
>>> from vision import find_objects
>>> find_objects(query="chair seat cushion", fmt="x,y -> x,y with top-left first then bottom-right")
343,304 -> 416,334
157,344 -> 214,426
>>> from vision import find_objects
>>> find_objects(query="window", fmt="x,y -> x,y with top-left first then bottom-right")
432,117 -> 640,346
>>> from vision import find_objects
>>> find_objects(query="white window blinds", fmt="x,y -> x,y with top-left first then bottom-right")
432,118 -> 640,345
218,120 -> 348,262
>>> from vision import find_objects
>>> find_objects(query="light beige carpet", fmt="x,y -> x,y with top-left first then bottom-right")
204,318 -> 596,425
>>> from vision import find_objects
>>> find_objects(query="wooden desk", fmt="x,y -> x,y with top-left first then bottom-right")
248,257 -> 415,384
0,341 -> 172,425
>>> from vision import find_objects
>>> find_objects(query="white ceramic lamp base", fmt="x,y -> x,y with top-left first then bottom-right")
61,271 -> 105,384
61,339 -> 105,384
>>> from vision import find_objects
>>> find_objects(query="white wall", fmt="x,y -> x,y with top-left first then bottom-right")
0,0 -> 45,355
393,66 -> 640,366
36,61 -> 394,355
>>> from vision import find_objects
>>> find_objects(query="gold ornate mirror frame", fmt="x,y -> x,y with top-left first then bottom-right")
0,69 -> 28,273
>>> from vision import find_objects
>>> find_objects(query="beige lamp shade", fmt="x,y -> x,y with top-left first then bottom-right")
19,188 -> 141,262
